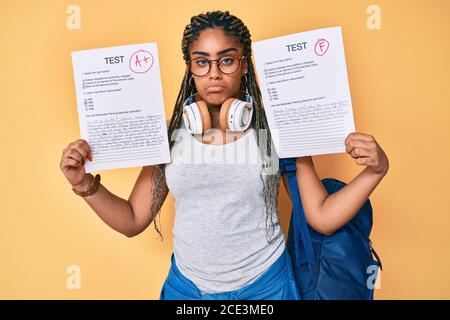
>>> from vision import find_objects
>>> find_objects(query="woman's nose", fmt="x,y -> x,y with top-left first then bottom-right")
208,62 -> 222,78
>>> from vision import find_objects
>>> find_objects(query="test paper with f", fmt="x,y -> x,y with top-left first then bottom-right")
71,42 -> 171,173
252,26 -> 356,158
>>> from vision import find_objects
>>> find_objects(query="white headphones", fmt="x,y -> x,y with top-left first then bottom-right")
182,91 -> 254,135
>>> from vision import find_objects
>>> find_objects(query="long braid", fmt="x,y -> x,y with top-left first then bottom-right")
150,11 -> 282,244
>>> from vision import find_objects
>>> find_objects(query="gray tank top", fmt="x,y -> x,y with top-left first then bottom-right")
165,121 -> 285,294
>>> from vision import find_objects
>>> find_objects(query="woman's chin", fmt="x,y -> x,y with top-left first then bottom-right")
204,93 -> 227,105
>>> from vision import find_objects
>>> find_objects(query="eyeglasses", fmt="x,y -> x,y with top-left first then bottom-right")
187,55 -> 246,77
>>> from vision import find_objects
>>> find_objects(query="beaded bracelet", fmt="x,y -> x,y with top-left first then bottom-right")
72,174 -> 101,197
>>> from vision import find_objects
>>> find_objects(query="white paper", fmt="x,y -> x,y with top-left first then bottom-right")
71,42 -> 171,173
252,26 -> 356,158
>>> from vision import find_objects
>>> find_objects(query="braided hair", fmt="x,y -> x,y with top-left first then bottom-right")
151,10 -> 282,244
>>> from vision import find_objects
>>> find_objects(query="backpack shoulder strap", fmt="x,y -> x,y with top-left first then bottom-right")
279,158 -> 316,267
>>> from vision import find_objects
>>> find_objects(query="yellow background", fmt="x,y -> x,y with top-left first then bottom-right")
1,0 -> 449,299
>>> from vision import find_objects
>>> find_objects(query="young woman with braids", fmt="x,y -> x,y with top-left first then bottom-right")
59,11 -> 389,300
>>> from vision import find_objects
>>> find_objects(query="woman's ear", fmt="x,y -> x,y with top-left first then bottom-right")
242,56 -> 248,75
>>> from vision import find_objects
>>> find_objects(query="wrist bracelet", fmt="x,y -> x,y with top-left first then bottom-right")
72,174 -> 101,197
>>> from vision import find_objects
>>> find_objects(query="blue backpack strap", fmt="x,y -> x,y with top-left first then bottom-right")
279,158 -> 316,267
346,222 -> 384,271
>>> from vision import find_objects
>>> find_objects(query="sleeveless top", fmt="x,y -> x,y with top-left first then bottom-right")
164,120 -> 285,294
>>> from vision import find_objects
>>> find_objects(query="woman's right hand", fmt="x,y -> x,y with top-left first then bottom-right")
60,139 -> 93,188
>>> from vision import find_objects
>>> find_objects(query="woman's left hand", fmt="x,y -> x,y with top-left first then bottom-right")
345,132 -> 389,176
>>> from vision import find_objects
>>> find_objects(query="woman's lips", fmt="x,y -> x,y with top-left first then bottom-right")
206,86 -> 225,93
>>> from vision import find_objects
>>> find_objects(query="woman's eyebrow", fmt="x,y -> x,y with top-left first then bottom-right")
191,48 -> 238,56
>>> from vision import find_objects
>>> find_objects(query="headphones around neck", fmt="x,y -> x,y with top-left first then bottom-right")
182,91 -> 254,135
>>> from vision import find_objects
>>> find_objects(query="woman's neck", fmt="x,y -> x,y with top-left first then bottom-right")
205,91 -> 245,130
206,104 -> 221,130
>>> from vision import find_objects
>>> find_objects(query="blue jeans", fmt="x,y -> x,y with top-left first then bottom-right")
159,248 -> 301,300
